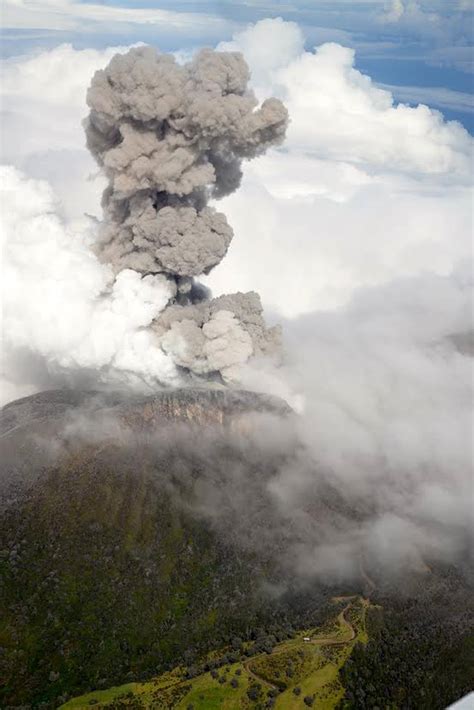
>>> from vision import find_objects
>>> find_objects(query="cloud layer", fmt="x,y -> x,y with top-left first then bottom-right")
2,0 -> 231,35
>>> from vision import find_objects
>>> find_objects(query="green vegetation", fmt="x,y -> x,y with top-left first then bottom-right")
3,392 -> 473,709
0,451 -> 276,707
338,589 -> 474,710
1,439 -> 340,708
62,596 -> 372,709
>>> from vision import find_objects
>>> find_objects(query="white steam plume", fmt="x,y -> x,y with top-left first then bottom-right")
1,166 -> 179,394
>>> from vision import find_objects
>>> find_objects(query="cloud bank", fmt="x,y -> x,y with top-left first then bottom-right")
209,19 -> 472,315
1,0 -> 231,35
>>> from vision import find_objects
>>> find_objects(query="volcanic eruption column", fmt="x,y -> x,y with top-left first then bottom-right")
85,46 -> 288,382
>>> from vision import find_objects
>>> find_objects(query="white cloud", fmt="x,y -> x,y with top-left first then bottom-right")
0,166 -> 178,403
379,0 -> 443,31
236,258 -> 473,572
205,20 -> 473,315
381,0 -> 405,22
377,0 -> 473,53
277,42 -> 471,175
2,0 -> 230,34
217,17 -> 305,87
0,43 -> 133,220
206,171 -> 472,316
379,83 -> 474,113
221,22 -> 471,177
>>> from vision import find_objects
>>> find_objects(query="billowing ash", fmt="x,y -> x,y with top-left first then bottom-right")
85,46 -> 288,383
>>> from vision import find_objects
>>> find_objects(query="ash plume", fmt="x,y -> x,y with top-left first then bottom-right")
84,46 -> 288,383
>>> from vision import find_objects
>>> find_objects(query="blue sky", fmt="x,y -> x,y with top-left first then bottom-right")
1,0 -> 473,130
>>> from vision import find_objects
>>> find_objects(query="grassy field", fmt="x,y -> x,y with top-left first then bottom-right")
62,596 -> 373,709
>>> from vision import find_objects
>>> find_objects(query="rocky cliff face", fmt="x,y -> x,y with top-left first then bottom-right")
0,387 -> 292,501
1,387 -> 292,436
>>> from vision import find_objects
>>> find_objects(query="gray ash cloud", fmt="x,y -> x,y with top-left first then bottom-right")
85,46 -> 288,383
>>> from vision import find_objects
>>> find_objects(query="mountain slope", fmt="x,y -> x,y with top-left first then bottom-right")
0,388 -> 300,706
1,389 -> 472,708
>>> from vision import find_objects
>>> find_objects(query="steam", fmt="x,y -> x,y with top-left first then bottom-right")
15,375 -> 471,588
0,166 -> 180,394
84,46 -> 287,381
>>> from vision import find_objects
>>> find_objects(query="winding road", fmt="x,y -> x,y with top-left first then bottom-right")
310,602 -> 356,646
243,597 -> 360,692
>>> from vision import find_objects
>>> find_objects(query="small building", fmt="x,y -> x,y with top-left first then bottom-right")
303,637 -> 311,642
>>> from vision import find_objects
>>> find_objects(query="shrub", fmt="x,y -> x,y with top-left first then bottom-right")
247,683 -> 262,701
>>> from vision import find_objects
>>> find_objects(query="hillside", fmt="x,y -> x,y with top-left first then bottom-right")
1,389 -> 473,708
62,595 -> 374,709
0,388 -> 317,707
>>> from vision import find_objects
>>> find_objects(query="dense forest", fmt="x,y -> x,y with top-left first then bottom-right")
339,567 -> 474,709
